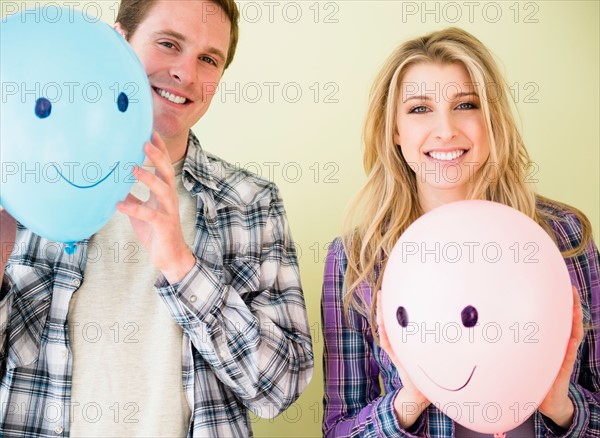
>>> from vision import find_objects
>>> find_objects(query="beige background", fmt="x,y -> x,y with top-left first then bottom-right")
2,1 -> 599,437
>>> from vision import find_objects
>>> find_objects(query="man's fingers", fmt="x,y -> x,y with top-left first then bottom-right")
133,165 -> 172,203
146,133 -> 176,185
121,193 -> 143,206
151,131 -> 168,155
117,199 -> 160,224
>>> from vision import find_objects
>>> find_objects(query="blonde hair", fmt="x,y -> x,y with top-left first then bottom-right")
342,27 -> 592,321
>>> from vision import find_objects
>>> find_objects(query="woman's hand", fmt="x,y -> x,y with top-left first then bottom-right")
376,291 -> 430,429
538,286 -> 583,428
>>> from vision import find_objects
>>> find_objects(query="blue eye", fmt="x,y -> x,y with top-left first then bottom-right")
396,306 -> 409,328
461,305 -> 478,328
457,101 -> 478,110
117,92 -> 129,112
35,97 -> 52,118
411,106 -> 428,113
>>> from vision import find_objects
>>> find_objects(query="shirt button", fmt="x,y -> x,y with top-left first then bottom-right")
54,425 -> 63,434
189,295 -> 197,303
71,278 -> 81,287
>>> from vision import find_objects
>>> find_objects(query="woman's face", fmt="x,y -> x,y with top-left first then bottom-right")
395,62 -> 491,208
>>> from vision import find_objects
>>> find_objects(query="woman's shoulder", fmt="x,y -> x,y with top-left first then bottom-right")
536,197 -> 587,252
328,237 -> 345,254
326,237 -> 348,265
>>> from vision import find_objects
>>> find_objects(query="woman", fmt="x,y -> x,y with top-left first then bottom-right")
321,27 -> 599,437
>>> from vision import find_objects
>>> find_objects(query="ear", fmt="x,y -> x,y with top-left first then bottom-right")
114,22 -> 128,40
393,128 -> 400,147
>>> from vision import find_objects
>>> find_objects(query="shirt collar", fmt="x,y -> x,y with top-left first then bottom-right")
181,130 -> 219,193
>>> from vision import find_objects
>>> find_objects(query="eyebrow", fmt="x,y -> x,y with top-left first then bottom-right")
402,91 -> 479,103
152,30 -> 227,63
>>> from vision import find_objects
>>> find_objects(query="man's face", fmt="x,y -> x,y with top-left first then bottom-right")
119,0 -> 231,145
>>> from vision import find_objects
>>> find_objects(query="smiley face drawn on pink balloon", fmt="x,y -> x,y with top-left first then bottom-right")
381,200 -> 572,435
396,303 -> 478,391
420,364 -> 476,392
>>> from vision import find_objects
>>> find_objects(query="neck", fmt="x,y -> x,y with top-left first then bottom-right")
143,130 -> 189,165
418,185 -> 470,213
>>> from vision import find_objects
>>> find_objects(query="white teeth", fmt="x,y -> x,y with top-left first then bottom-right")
155,88 -> 187,104
428,150 -> 465,161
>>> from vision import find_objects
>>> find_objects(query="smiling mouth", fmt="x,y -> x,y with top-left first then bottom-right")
153,87 -> 189,105
426,149 -> 468,161
418,365 -> 477,391
53,162 -> 119,189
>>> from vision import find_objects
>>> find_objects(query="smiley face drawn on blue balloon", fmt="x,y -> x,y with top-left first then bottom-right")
0,7 -> 153,244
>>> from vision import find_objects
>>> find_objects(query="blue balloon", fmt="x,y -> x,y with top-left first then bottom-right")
0,7 -> 153,244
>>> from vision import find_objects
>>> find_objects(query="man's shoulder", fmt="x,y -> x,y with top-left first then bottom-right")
197,150 -> 281,207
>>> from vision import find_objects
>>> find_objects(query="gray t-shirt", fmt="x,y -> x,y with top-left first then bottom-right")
69,158 -> 194,437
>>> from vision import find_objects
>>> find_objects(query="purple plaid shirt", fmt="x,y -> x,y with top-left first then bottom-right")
322,200 -> 600,437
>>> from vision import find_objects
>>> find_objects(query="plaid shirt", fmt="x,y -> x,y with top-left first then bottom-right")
322,201 -> 600,437
0,132 -> 314,437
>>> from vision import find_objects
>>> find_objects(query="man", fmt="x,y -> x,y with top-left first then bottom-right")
0,1 -> 314,436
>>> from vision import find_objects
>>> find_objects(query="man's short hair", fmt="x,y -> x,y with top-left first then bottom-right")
116,0 -> 239,69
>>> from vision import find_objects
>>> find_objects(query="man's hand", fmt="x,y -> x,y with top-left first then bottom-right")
117,132 -> 195,284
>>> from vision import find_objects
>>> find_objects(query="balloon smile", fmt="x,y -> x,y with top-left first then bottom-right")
53,162 -> 119,189
419,365 -> 477,391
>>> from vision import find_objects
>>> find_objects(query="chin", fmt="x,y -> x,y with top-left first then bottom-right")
154,121 -> 184,140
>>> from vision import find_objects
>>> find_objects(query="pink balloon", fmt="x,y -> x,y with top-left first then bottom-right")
381,200 -> 572,435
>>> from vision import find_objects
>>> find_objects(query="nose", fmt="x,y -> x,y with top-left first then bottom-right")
170,55 -> 196,85
434,111 -> 458,143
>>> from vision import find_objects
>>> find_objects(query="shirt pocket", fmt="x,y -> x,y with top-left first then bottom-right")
4,266 -> 52,370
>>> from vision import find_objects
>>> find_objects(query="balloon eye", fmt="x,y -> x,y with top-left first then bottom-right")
35,97 -> 52,118
461,305 -> 478,328
117,92 -> 129,112
396,306 -> 409,328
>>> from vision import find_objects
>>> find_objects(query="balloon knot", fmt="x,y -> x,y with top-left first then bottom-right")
64,243 -> 77,255
494,433 -> 506,438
